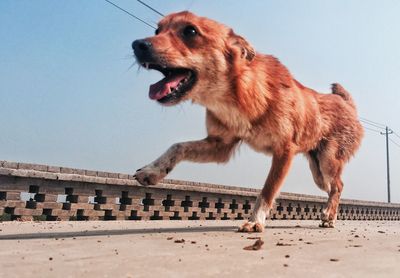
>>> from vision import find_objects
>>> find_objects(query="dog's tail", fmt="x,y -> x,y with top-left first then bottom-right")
331,83 -> 356,109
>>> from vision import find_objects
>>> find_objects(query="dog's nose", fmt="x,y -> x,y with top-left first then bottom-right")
132,39 -> 152,57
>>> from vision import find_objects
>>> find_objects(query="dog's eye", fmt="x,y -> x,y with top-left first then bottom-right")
155,28 -> 160,35
182,25 -> 197,38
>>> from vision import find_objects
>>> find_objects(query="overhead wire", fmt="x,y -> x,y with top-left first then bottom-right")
360,119 -> 386,130
362,125 -> 382,134
389,138 -> 400,148
104,0 -> 156,29
359,117 -> 386,129
137,0 -> 164,16
359,118 -> 400,151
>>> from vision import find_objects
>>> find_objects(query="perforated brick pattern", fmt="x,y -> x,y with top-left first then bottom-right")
1,161 -> 399,221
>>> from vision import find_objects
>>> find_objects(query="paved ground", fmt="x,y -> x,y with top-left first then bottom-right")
0,220 -> 399,278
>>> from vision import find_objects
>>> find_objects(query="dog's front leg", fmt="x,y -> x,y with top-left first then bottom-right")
239,146 -> 294,232
135,136 -> 239,185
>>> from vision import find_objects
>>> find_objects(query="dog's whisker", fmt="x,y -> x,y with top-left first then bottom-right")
185,0 -> 196,12
136,65 -> 142,75
176,103 -> 187,115
125,62 -> 137,72
123,54 -> 136,60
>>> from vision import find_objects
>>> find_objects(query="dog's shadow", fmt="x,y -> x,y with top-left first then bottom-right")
0,224 -> 321,240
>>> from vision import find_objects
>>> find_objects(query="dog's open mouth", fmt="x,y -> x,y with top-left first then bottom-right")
142,63 -> 196,104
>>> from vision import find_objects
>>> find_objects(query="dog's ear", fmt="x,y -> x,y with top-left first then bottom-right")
227,29 -> 255,62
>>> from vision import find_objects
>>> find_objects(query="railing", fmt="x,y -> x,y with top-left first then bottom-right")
1,160 -> 399,221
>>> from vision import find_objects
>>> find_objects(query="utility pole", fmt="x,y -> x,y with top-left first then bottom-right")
381,126 -> 393,203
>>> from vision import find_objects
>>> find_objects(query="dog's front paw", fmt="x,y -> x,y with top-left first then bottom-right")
238,221 -> 265,233
134,165 -> 165,185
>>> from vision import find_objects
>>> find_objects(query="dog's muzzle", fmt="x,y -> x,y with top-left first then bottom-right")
132,38 -> 197,105
132,39 -> 153,61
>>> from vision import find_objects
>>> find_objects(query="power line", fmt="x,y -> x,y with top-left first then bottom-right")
359,117 -> 386,128
361,124 -> 400,150
104,0 -> 156,29
137,0 -> 164,16
362,125 -> 382,134
360,118 -> 400,147
389,138 -> 400,148
360,119 -> 386,130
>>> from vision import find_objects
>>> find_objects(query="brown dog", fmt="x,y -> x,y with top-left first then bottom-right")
132,11 -> 364,232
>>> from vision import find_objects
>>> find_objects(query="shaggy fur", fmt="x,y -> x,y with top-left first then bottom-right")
133,11 -> 364,232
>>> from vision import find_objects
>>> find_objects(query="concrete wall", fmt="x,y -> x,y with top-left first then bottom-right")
1,160 -> 399,221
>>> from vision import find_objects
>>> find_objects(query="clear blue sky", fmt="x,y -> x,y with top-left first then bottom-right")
1,0 -> 399,202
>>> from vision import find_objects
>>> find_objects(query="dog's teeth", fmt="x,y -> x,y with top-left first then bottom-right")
145,63 -> 150,69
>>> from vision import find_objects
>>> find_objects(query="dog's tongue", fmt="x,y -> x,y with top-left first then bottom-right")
149,73 -> 187,100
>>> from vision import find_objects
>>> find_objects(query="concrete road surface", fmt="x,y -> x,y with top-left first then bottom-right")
0,220 -> 399,278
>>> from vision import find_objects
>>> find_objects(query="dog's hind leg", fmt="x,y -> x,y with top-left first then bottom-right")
239,146 -> 294,233
317,146 -> 345,228
320,173 -> 344,228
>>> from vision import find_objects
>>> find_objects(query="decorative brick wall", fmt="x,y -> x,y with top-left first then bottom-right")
1,161 -> 399,221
